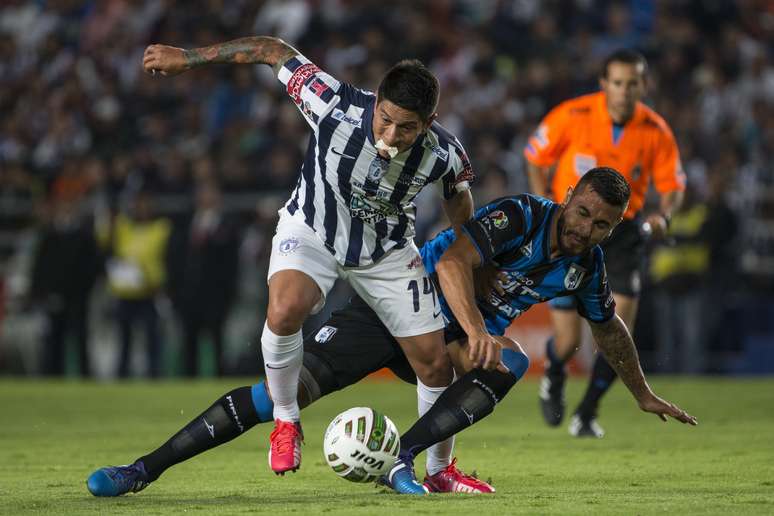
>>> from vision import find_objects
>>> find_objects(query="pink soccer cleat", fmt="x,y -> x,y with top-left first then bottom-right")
268,419 -> 303,475
423,458 -> 495,493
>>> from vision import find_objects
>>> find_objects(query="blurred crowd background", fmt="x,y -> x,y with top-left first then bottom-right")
1,0 -> 772,378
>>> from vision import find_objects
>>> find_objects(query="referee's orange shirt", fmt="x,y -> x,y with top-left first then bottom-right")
524,92 -> 685,220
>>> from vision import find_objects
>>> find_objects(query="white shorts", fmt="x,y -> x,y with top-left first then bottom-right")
267,212 -> 444,338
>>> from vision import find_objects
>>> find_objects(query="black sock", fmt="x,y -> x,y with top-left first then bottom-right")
545,337 -> 566,376
575,355 -> 617,419
138,386 -> 260,480
399,368 -> 518,460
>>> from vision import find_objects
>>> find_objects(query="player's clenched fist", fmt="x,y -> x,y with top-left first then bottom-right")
143,44 -> 189,76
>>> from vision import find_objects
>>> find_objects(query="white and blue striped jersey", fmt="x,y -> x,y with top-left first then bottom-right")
275,53 -> 474,267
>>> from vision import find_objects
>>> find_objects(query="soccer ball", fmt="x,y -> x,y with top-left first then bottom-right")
323,407 -> 400,483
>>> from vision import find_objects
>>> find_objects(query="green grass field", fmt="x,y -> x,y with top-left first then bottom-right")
1,377 -> 773,515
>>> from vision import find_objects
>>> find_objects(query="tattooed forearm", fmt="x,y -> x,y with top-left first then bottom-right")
589,315 -> 652,400
183,36 -> 298,70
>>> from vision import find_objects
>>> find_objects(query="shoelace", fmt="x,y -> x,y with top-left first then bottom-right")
270,422 -> 300,455
443,458 -> 489,487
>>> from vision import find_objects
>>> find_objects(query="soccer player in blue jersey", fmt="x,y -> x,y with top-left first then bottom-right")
87,168 -> 695,497
143,37 -> 474,476
382,166 -> 696,494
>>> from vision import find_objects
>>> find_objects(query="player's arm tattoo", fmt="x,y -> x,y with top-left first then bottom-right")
588,314 -> 653,401
183,36 -> 299,71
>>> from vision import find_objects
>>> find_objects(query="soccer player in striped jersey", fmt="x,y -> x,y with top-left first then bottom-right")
143,37 -> 475,475
86,168 -> 696,497
524,49 -> 686,437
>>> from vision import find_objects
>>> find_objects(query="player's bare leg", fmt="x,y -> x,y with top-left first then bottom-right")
263,269 -> 321,474
540,307 -> 582,426
571,292 -> 639,437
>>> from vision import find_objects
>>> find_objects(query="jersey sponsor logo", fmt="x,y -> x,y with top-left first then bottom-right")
315,325 -> 337,343
396,174 -> 427,187
349,193 -> 401,224
331,147 -> 358,160
423,139 -> 449,161
564,263 -> 586,290
574,153 -> 597,176
279,237 -> 300,254
498,270 -> 543,300
331,108 -> 362,128
287,63 -> 321,105
487,290 -> 526,318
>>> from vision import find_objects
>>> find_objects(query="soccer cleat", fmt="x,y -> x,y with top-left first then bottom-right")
268,419 -> 303,474
539,366 -> 567,427
568,414 -> 605,438
423,457 -> 495,493
86,460 -> 150,497
379,457 -> 429,495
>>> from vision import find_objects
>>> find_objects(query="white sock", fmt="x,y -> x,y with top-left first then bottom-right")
417,376 -> 455,476
261,322 -> 303,422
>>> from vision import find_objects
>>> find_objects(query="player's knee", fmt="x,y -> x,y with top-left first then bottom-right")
266,300 -> 308,335
501,348 -> 530,382
415,355 -> 454,387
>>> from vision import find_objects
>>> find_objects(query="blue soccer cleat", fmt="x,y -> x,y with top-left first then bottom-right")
379,457 -> 429,495
86,460 -> 151,497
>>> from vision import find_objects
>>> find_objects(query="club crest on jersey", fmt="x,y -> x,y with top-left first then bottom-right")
367,155 -> 390,182
279,237 -> 299,255
314,325 -> 337,343
564,263 -> 586,290
487,210 -> 509,230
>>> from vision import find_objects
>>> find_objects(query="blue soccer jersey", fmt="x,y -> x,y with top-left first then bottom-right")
421,194 -> 615,336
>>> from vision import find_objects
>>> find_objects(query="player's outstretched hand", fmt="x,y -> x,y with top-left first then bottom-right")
468,332 -> 502,371
143,44 -> 189,76
638,392 -> 698,425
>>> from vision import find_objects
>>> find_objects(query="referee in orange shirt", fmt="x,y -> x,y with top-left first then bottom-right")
524,49 -> 685,437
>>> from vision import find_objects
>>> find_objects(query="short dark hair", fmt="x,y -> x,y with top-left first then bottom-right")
601,48 -> 648,78
377,59 -> 439,121
576,167 -> 631,208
